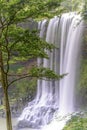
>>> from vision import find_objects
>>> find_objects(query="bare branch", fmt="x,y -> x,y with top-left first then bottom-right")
8,73 -> 29,77
8,74 -> 56,87
8,75 -> 32,87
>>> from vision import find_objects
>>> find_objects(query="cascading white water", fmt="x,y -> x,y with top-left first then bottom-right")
17,13 -> 83,130
59,14 -> 83,115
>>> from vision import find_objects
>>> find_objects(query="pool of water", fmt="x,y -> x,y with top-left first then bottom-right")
0,118 -> 34,130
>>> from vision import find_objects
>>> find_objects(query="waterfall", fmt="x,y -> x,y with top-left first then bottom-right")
59,14 -> 82,115
17,13 -> 83,130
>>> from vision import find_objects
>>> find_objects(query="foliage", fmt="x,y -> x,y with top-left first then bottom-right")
0,0 -> 64,86
30,67 -> 65,79
63,113 -> 87,130
82,0 -> 87,20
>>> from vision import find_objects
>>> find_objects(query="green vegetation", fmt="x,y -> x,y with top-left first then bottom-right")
63,113 -> 87,130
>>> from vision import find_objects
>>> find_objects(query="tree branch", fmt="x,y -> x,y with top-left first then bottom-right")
8,75 -> 32,87
8,73 -> 29,77
4,25 -> 10,74
8,74 -> 58,87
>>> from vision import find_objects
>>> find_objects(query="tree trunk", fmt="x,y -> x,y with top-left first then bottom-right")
4,89 -> 13,130
0,51 -> 12,130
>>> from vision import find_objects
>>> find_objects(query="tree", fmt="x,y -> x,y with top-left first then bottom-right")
0,0 -> 64,130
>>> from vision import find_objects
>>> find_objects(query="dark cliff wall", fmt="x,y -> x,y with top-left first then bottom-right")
18,19 -> 38,30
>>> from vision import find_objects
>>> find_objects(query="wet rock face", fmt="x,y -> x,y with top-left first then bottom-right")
18,19 -> 38,31
82,41 -> 87,59
82,24 -> 87,58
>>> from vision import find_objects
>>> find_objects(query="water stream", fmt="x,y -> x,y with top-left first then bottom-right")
17,13 -> 83,130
